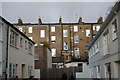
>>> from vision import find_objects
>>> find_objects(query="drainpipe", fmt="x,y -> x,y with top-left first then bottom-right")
5,25 -> 9,80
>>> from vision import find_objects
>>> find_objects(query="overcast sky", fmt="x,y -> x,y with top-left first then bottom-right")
1,2 -> 115,23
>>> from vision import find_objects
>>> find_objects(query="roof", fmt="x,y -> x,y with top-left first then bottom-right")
13,22 -> 101,26
88,2 -> 120,50
0,16 -> 35,44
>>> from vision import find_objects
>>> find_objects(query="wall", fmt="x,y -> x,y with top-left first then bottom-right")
89,4 -> 120,78
35,45 -> 52,69
76,63 -> 90,78
118,5 -> 120,79
15,23 -> 101,63
8,26 -> 34,78
0,19 -> 8,78
47,48 -> 52,68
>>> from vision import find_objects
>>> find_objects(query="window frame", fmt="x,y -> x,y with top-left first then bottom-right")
51,48 -> 56,57
28,27 -> 33,33
74,26 -> 78,32
51,26 -> 55,32
40,30 -> 45,38
63,30 -> 68,37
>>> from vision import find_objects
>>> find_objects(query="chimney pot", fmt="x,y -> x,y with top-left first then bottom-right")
97,16 -> 103,23
78,16 -> 82,24
18,17 -> 23,25
38,16 -> 42,24
59,16 -> 62,24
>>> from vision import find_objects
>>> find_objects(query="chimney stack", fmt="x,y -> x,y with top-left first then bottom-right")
97,16 -> 103,23
18,17 -> 23,25
59,16 -> 62,24
78,16 -> 82,24
38,16 -> 42,24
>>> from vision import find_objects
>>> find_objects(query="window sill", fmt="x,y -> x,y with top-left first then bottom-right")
103,53 -> 110,58
113,37 -> 118,42
28,52 -> 33,56
10,44 -> 19,49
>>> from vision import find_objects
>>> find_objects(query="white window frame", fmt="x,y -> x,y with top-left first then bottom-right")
10,30 -> 18,47
40,30 -> 45,38
63,42 -> 68,50
29,37 -> 33,40
96,65 -> 100,78
9,63 -> 17,78
0,22 -> 2,40
51,48 -> 56,57
51,36 -> 56,43
86,29 -> 90,37
74,35 -> 79,43
112,20 -> 117,40
28,27 -> 33,33
103,30 -> 109,55
93,26 -> 96,30
74,48 -> 80,58
28,42 -> 32,54
74,26 -> 78,32
63,30 -> 68,37
96,26 -> 100,31
51,26 -> 55,32
18,27 -> 23,32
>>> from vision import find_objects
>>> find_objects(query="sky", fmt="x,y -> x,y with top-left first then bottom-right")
1,2 -> 116,23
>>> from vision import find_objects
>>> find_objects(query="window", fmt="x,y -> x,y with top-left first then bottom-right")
51,48 -> 56,57
28,27 -> 33,33
51,26 -> 55,32
105,63 -> 111,78
92,46 -> 94,55
86,29 -> 90,37
28,42 -> 32,54
74,48 -> 80,59
74,26 -> 78,32
28,66 -> 32,77
20,37 -> 23,47
93,26 -> 96,30
40,30 -> 45,38
10,30 -> 18,47
89,49 -> 92,58
9,63 -> 17,78
25,40 -> 27,49
112,20 -> 117,40
51,36 -> 56,43
0,22 -> 2,40
66,56 -> 68,61
29,37 -> 33,40
63,30 -> 68,37
96,26 -> 100,31
96,65 -> 100,78
74,35 -> 79,43
95,42 -> 99,53
103,29 -> 109,55
63,42 -> 68,50
18,28 -> 23,32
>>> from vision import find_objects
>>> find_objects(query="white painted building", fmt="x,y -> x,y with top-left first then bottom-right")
0,17 -> 8,79
0,16 -> 35,79
88,2 -> 120,79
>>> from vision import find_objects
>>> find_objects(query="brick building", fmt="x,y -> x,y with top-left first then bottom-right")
34,44 -> 52,69
14,17 -> 102,67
